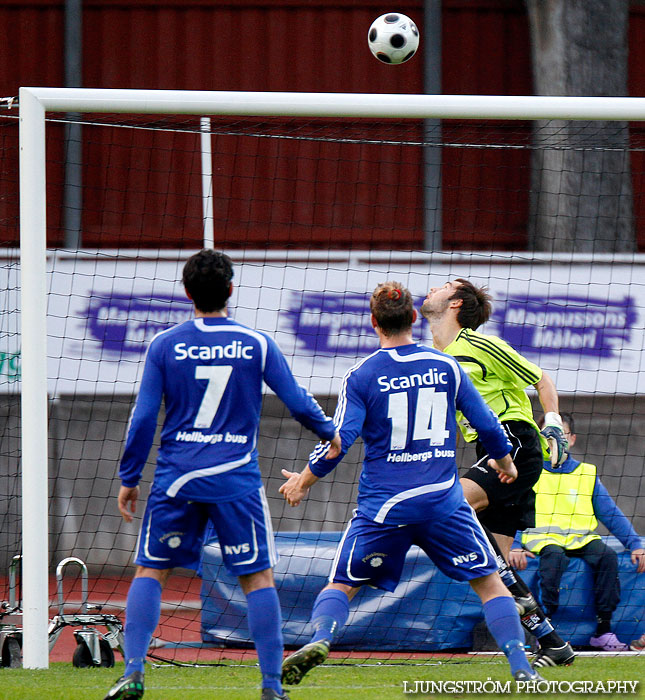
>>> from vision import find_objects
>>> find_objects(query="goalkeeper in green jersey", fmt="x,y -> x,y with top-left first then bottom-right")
420,278 -> 575,669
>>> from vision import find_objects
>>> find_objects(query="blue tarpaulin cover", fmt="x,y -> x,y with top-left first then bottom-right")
200,533 -> 644,650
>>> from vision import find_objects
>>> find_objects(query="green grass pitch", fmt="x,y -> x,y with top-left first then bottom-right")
0,657 -> 643,700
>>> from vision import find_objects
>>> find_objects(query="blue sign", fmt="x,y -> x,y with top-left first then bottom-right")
84,293 -> 192,355
283,291 -> 374,356
284,290 -> 429,356
493,295 -> 636,358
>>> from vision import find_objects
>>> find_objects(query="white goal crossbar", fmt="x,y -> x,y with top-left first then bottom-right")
18,87 -> 645,668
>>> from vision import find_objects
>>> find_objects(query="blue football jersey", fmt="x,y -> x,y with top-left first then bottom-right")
309,343 -> 511,524
120,317 -> 335,502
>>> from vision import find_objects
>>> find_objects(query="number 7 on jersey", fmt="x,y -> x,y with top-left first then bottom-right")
193,365 -> 233,429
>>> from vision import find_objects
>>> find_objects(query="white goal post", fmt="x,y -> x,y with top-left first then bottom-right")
18,86 -> 645,669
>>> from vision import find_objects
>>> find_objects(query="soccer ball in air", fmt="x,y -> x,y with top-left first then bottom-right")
368,13 -> 419,65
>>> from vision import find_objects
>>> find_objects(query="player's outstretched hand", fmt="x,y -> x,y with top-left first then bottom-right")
280,469 -> 310,507
509,548 -> 536,571
488,454 -> 517,483
118,485 -> 139,523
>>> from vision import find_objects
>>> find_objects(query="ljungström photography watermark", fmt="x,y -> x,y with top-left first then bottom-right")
402,679 -> 641,694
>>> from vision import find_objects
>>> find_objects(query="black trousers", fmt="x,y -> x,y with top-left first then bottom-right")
538,539 -> 620,618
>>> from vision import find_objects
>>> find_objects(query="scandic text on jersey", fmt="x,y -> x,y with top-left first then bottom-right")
377,368 -> 449,392
174,341 -> 254,360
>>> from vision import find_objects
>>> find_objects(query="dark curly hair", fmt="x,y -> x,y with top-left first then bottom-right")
370,281 -> 414,336
451,278 -> 492,330
182,249 -> 234,312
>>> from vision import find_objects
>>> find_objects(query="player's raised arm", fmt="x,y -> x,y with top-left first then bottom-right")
534,372 -> 568,466
262,334 -> 337,442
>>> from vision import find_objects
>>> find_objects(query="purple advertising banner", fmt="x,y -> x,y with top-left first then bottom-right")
15,257 -> 645,394
493,294 -> 636,359
283,290 -> 429,357
83,293 -> 193,356
283,291 -> 374,356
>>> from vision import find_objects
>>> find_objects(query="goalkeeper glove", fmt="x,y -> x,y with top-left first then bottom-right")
541,412 -> 569,467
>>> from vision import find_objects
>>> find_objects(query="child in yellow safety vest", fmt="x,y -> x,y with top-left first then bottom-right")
509,413 -> 645,652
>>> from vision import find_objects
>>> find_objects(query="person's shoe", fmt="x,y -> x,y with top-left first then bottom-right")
282,640 -> 330,685
629,633 -> 645,652
589,632 -> 628,651
514,594 -> 539,616
532,642 -> 575,668
514,668 -> 546,682
260,689 -> 290,700
103,671 -> 145,699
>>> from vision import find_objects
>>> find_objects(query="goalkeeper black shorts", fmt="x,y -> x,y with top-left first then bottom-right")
462,420 -> 544,537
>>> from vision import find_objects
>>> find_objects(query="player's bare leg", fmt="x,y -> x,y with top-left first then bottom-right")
461,477 -> 489,512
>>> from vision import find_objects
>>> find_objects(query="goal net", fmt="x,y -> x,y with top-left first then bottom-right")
5,90 -> 645,669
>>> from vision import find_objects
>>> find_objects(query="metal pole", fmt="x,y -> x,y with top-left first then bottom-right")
63,0 -> 83,249
424,0 -> 442,251
200,117 -> 215,249
19,87 -> 50,669
27,88 -> 645,121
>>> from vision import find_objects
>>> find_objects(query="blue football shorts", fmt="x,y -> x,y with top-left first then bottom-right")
329,499 -> 498,591
134,483 -> 278,576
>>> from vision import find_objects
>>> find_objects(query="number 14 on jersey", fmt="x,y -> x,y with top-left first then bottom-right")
387,388 -> 450,450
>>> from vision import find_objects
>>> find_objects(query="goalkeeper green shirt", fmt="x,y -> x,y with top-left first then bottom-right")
443,328 -> 548,455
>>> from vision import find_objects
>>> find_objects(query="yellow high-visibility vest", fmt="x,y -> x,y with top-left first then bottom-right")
521,461 -> 600,553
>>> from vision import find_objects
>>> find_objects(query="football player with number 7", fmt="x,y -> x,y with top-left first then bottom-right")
103,250 -> 340,700
420,278 -> 574,669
